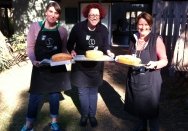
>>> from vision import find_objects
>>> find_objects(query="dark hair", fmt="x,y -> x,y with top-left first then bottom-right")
82,3 -> 106,19
136,12 -> 153,27
45,1 -> 61,15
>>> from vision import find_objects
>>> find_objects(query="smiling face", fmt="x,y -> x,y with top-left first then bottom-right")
87,8 -> 100,28
137,18 -> 151,37
45,6 -> 60,25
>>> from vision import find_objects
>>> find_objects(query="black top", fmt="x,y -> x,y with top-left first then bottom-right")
67,20 -> 110,54
67,20 -> 111,88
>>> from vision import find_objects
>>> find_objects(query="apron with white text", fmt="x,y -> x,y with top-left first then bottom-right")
29,23 -> 71,93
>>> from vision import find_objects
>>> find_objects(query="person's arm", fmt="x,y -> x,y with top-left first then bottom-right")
146,36 -> 168,69
101,26 -> 115,58
155,36 -> 168,69
67,26 -> 77,57
26,22 -> 40,65
59,26 -> 68,53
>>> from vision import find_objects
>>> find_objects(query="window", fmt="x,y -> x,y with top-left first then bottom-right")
65,8 -> 78,24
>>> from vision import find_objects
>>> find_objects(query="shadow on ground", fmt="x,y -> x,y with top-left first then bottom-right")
99,80 -> 126,119
7,91 -> 29,131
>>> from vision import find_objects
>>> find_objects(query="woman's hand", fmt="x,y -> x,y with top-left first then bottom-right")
32,60 -> 40,67
145,61 -> 158,69
107,50 -> 115,58
71,50 -> 77,57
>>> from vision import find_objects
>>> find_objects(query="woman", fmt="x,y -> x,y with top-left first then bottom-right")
124,12 -> 168,131
21,2 -> 71,131
67,3 -> 114,127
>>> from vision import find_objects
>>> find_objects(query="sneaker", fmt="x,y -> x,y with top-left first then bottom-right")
89,117 -> 98,127
49,122 -> 60,131
21,125 -> 34,131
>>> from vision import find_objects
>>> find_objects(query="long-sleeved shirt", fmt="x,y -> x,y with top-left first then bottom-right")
67,20 -> 110,55
26,21 -> 68,63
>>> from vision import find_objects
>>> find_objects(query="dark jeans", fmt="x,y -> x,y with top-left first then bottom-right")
26,92 -> 60,122
135,117 -> 159,131
78,86 -> 98,117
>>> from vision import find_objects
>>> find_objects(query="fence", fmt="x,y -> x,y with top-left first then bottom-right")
152,0 -> 188,72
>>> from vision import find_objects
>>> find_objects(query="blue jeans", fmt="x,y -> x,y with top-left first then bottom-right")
78,87 -> 98,117
26,92 -> 60,122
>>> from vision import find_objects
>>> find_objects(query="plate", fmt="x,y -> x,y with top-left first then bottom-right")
39,59 -> 74,66
73,55 -> 114,61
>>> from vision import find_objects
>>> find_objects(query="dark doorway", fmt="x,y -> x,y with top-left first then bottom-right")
111,2 -> 152,47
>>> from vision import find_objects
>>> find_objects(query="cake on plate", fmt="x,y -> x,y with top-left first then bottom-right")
116,55 -> 141,66
85,50 -> 103,60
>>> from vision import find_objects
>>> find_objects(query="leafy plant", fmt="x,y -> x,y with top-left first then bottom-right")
0,45 -> 12,72
0,32 -> 27,72
9,33 -> 26,52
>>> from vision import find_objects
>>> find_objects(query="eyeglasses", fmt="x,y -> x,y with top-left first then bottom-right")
88,14 -> 100,19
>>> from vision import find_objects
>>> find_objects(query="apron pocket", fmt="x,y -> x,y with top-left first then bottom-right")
79,61 -> 98,68
129,81 -> 151,91
51,65 -> 67,72
130,71 -> 151,85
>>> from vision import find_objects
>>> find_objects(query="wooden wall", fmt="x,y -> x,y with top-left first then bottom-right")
152,0 -> 188,66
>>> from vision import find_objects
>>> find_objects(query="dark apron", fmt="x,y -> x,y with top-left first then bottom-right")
29,22 -> 71,94
124,44 -> 162,119
71,61 -> 104,88
70,27 -> 105,88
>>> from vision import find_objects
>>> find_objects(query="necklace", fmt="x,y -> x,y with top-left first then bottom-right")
135,40 -> 148,58
88,26 -> 96,31
137,40 -> 147,50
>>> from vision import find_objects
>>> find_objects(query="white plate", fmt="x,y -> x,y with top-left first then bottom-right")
73,55 -> 114,61
39,59 -> 74,66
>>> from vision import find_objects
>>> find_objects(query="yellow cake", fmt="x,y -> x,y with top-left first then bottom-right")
85,50 -> 103,59
117,55 -> 141,66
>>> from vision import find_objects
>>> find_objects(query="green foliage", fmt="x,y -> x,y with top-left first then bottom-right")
0,46 -> 12,72
0,32 -> 27,73
9,33 -> 26,52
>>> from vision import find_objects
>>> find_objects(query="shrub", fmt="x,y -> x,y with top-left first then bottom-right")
9,33 -> 26,52
0,43 -> 12,72
0,32 -> 27,72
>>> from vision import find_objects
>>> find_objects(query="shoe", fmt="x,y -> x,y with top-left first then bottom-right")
21,125 -> 34,131
79,116 -> 88,127
89,117 -> 98,127
49,122 -> 60,131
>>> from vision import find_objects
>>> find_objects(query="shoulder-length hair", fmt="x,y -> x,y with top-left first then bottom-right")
45,1 -> 61,15
82,3 -> 106,19
136,12 -> 153,27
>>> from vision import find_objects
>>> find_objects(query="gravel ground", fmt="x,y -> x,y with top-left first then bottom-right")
0,47 -> 188,131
